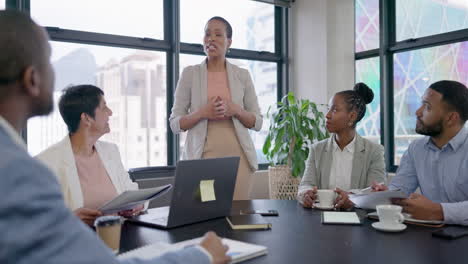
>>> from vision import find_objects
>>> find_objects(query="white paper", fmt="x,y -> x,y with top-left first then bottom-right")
323,212 -> 361,224
349,190 -> 408,210
118,237 -> 267,263
98,184 -> 171,214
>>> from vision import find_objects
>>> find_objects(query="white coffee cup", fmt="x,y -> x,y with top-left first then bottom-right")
316,189 -> 337,208
376,205 -> 404,227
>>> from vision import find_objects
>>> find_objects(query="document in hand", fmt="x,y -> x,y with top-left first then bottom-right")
99,184 -> 171,214
118,237 -> 268,263
349,190 -> 408,210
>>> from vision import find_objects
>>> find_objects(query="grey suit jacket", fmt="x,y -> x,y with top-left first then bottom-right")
169,59 -> 262,170
298,134 -> 386,193
0,125 -> 210,264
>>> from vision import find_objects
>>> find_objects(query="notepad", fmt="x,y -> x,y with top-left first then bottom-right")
118,237 -> 268,263
226,214 -> 272,230
321,212 -> 362,225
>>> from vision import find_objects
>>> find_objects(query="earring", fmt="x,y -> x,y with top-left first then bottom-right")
348,122 -> 353,127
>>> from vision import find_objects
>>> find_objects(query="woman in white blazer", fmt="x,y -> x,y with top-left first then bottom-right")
36,85 -> 140,226
297,83 -> 386,209
169,17 -> 262,200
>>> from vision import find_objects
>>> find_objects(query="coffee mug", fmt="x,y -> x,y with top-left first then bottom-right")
316,189 -> 337,207
94,215 -> 122,254
376,205 -> 404,227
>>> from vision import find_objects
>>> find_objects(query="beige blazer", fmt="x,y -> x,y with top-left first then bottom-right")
299,134 -> 386,192
169,59 -> 263,170
35,136 -> 137,211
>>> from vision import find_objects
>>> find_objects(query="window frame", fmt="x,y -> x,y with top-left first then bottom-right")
355,0 -> 468,172
7,0 -> 288,169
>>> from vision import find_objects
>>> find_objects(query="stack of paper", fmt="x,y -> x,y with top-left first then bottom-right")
349,190 -> 408,210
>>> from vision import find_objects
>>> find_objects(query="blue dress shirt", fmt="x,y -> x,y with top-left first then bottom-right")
390,127 -> 468,226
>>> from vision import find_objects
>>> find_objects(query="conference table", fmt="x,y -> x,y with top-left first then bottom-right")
120,200 -> 468,264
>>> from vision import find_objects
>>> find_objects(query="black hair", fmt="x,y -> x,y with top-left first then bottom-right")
59,85 -> 104,133
429,80 -> 468,124
206,16 -> 233,39
0,10 -> 47,95
336,82 -> 374,127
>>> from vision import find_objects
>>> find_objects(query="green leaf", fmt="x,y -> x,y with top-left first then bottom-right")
262,92 -> 328,174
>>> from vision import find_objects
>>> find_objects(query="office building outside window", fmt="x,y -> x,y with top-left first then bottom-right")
27,42 -> 168,169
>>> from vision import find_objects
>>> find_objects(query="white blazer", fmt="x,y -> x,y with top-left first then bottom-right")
169,59 -> 263,170
35,136 -> 137,211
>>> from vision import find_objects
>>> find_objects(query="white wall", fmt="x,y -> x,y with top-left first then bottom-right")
290,0 -> 355,103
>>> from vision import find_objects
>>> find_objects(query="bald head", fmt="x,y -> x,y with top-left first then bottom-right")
0,10 -> 54,119
0,10 -> 49,94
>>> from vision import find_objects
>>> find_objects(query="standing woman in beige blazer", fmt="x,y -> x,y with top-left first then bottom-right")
169,16 -> 262,200
297,83 -> 386,209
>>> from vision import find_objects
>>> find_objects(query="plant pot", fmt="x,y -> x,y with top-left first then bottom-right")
268,165 -> 301,200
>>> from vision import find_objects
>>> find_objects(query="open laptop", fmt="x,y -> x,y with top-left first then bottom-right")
127,156 -> 240,229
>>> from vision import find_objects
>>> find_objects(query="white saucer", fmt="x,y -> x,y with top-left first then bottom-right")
314,205 -> 335,210
372,222 -> 407,232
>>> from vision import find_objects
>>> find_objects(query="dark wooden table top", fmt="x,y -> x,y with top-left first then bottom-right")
120,200 -> 468,264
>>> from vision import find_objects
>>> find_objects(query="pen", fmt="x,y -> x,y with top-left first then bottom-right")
359,182 -> 385,193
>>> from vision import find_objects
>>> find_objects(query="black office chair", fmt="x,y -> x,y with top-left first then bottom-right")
128,166 -> 176,208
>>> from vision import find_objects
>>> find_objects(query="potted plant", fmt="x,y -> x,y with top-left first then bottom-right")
263,92 -> 329,199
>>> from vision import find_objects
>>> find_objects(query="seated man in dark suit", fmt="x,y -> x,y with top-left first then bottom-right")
0,10 -> 229,264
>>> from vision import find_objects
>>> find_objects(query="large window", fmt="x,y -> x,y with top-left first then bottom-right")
28,42 -> 168,168
393,41 -> 468,164
180,0 -> 275,52
16,0 -> 286,169
355,0 -> 379,52
355,1 -> 468,171
396,0 -> 468,41
0,1 -> 4,9
31,0 -> 164,39
355,57 -> 380,143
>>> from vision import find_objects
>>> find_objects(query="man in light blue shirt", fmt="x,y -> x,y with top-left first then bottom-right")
379,80 -> 468,226
0,10 -> 230,264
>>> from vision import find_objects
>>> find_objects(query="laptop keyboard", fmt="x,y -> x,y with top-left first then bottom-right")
151,216 -> 168,225
140,206 -> 170,226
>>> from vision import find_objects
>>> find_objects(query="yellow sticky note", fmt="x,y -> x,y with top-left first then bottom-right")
200,180 -> 216,202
